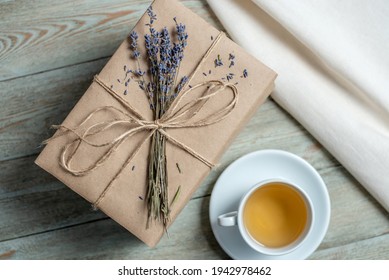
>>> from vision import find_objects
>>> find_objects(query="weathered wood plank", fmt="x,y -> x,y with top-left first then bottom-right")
0,178 -> 106,242
318,166 -> 389,250
311,234 -> 389,260
0,58 -> 108,161
0,196 -> 228,259
0,0 -> 222,81
0,150 -> 108,242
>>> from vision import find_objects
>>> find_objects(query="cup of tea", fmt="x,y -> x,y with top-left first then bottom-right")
218,179 -> 314,255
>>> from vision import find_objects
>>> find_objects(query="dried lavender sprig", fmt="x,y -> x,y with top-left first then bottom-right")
129,31 -> 140,58
173,19 -> 188,68
175,76 -> 188,96
174,17 -> 188,49
145,30 -> 159,76
158,27 -> 172,115
146,6 -> 157,25
170,18 -> 188,106
131,8 -> 189,230
129,30 -> 154,109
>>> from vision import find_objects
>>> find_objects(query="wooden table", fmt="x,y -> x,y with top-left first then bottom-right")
1,0 -> 388,260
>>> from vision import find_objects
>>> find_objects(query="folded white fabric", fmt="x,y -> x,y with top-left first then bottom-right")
207,0 -> 389,211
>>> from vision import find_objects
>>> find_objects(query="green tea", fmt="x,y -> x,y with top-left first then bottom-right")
243,182 -> 308,248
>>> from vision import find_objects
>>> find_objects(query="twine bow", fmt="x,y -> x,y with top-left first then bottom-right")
44,32 -> 239,209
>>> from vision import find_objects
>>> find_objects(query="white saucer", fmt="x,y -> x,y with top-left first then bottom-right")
209,149 -> 331,260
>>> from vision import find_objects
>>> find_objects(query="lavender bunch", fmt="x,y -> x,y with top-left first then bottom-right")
129,7 -> 188,229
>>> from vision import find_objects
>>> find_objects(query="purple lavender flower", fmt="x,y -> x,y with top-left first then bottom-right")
126,7 -> 189,115
171,43 -> 183,68
228,53 -> 235,68
243,69 -> 248,78
147,6 -> 157,25
129,31 -> 140,58
215,54 -> 223,67
174,18 -> 188,48
226,73 -> 234,81
134,69 -> 145,76
176,76 -> 188,93
144,28 -> 159,78
171,17 -> 188,68
159,27 -> 171,63
129,31 -> 138,46
145,34 -> 158,58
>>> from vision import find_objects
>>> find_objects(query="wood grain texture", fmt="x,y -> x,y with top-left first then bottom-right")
0,0 -> 388,260
0,196 -> 227,260
0,58 -> 108,161
0,155 -> 106,242
312,234 -> 389,260
0,0 -> 222,81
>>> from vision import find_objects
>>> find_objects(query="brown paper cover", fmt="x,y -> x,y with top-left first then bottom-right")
35,0 -> 277,247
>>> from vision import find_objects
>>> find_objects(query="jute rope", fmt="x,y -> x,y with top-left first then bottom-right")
44,32 -> 239,208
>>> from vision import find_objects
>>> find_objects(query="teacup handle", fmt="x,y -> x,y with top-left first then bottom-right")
218,211 -> 238,226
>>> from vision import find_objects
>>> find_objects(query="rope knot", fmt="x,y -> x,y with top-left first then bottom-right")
44,31 -> 240,209
154,119 -> 164,129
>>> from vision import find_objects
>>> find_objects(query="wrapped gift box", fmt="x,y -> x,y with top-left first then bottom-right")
35,0 -> 277,247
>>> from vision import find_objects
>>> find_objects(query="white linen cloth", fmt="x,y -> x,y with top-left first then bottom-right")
206,0 -> 389,211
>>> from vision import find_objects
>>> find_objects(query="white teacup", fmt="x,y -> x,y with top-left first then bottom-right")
218,179 -> 314,255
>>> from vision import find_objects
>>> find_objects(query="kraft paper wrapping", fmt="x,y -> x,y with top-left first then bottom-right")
35,0 -> 277,247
